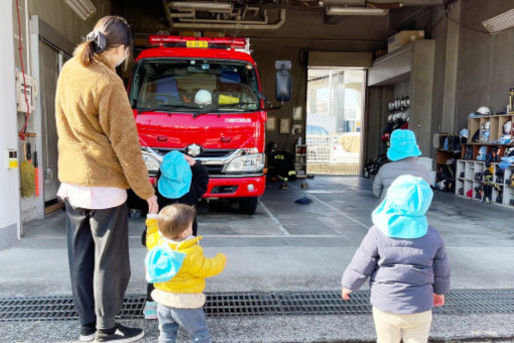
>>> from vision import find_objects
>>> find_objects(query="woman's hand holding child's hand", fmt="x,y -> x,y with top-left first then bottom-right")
341,288 -> 352,301
147,195 -> 159,214
433,293 -> 445,307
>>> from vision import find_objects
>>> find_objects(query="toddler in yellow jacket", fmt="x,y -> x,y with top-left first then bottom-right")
145,204 -> 226,343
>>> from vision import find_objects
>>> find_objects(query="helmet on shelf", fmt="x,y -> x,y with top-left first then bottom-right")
480,120 -> 490,142
476,106 -> 491,116
503,120 -> 512,135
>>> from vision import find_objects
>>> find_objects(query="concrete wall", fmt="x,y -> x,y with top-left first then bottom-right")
364,86 -> 393,163
29,0 -> 111,44
394,81 -> 409,97
365,0 -> 514,167
409,40 -> 435,157
386,6 -> 438,159
454,0 -> 514,131
430,6 -> 449,135
392,0 -> 514,152
365,4 -> 454,165
1,0 -> 21,249
366,39 -> 435,163
363,5 -> 432,166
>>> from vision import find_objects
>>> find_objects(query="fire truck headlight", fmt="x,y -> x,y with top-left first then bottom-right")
142,151 -> 161,174
225,153 -> 264,173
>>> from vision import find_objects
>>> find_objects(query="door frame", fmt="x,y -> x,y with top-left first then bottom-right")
30,15 -> 73,219
305,67 -> 367,175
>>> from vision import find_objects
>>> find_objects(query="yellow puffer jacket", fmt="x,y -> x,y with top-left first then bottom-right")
146,218 -> 226,294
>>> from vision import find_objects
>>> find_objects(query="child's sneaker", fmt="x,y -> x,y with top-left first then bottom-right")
143,301 -> 158,320
79,322 -> 96,342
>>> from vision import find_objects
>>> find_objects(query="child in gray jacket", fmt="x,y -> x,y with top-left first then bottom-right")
342,175 -> 450,343
373,130 -> 430,200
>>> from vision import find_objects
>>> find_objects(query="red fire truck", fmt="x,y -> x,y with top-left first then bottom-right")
128,35 -> 291,214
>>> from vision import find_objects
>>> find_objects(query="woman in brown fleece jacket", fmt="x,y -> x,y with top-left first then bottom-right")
55,16 -> 156,343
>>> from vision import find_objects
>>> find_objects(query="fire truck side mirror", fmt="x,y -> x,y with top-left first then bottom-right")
275,60 -> 292,103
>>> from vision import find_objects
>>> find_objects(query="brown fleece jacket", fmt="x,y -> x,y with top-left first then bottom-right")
55,55 -> 154,200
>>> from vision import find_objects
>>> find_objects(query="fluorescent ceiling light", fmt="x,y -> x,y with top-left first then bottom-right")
482,9 -> 514,33
64,0 -> 96,21
326,6 -> 389,16
170,2 -> 233,11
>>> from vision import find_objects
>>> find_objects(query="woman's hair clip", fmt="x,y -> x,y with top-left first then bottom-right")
85,30 -> 107,53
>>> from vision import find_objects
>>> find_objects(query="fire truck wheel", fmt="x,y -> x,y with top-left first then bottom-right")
239,197 -> 258,215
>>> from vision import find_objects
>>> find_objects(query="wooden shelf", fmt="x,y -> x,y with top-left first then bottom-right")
466,161 -> 498,164
456,159 -> 514,209
469,114 -> 513,118
455,193 -> 514,209
437,148 -> 461,154
467,114 -> 514,148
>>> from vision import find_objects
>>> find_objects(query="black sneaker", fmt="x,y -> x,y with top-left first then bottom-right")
79,322 -> 96,342
95,324 -> 144,343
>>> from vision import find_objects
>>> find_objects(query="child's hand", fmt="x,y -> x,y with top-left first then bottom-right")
218,253 -> 227,264
433,293 -> 445,307
341,288 -> 352,301
184,155 -> 196,166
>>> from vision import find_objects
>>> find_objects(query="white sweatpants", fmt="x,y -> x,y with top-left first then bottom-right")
372,307 -> 432,343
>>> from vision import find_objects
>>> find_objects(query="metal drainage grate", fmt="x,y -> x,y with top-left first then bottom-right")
276,291 -> 370,315
205,292 -> 282,316
1,289 -> 514,322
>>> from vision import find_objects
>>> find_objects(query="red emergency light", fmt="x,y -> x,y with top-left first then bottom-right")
148,35 -> 247,50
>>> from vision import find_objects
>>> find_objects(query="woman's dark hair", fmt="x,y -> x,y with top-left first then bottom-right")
74,16 -> 133,66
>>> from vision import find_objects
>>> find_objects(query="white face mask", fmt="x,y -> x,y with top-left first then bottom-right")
115,48 -> 128,67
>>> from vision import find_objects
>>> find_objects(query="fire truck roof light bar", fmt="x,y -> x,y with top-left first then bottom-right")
148,35 -> 248,50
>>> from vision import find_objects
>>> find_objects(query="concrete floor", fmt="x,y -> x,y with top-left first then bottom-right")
1,176 -> 513,342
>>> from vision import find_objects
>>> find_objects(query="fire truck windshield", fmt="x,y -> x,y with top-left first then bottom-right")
130,59 -> 261,114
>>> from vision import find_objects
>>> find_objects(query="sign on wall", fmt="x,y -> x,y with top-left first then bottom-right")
16,71 -> 38,113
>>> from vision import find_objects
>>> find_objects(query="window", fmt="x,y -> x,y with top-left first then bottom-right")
130,59 -> 260,113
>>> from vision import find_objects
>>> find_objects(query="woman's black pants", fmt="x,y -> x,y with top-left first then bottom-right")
65,200 -> 131,330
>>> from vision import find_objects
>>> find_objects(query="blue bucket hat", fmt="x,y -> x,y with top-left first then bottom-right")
372,175 -> 433,239
158,151 -> 192,200
387,130 -> 422,161
145,242 -> 186,283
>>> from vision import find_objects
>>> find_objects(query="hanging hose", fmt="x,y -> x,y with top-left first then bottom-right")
15,0 -> 31,141
15,0 -> 37,196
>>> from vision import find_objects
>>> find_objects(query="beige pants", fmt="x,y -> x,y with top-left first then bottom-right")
372,307 -> 432,343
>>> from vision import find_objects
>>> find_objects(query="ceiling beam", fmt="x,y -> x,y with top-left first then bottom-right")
324,13 -> 342,24
161,0 -> 173,31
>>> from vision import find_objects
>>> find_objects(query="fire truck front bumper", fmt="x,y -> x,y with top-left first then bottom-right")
204,175 -> 266,198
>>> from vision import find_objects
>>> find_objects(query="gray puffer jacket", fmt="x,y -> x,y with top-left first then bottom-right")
373,158 -> 430,200
341,225 -> 450,314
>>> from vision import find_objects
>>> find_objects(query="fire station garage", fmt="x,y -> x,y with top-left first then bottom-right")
0,1 -> 514,342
